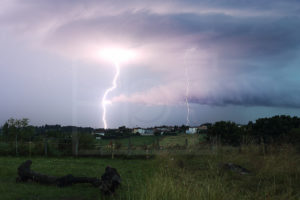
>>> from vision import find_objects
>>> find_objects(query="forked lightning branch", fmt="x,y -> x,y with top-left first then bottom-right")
99,48 -> 135,129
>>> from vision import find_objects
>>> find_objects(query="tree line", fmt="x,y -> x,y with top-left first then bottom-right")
206,115 -> 300,146
1,115 -> 300,147
0,118 -> 95,142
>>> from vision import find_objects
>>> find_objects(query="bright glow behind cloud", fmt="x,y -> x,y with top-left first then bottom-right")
99,48 -> 136,63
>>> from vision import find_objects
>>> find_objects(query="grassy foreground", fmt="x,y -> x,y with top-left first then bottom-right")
0,145 -> 299,200
0,157 -> 157,200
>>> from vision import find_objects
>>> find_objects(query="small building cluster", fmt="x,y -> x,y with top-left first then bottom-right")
92,124 -> 208,139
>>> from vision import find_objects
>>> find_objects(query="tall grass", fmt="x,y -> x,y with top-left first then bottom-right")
0,143 -> 299,199
135,144 -> 300,200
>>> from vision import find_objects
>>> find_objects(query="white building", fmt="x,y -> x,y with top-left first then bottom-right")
94,132 -> 105,140
133,128 -> 146,135
143,129 -> 154,136
186,127 -> 198,134
133,128 -> 154,135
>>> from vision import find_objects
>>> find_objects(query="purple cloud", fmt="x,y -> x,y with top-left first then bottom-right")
1,0 -> 300,127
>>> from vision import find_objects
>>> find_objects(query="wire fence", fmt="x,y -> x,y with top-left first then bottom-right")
0,135 -> 276,158
0,136 -> 195,158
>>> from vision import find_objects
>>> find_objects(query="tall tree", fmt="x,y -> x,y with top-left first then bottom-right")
2,118 -> 33,141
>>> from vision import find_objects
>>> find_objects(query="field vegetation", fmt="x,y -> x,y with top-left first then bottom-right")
0,142 -> 299,200
0,115 -> 300,199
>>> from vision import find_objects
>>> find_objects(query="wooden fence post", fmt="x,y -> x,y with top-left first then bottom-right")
127,137 -> 131,156
112,141 -> 115,159
146,148 -> 149,159
44,138 -> 48,157
72,131 -> 78,157
75,141 -> 79,157
99,145 -> 102,157
185,138 -> 188,149
29,141 -> 32,157
15,134 -> 18,156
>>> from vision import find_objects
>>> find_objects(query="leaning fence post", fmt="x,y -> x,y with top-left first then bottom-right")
15,134 -> 18,156
145,143 -> 149,159
185,138 -> 188,149
75,140 -> 79,157
112,141 -> 115,159
29,141 -> 32,157
44,138 -> 48,157
72,131 -> 78,157
146,148 -> 149,159
127,137 -> 131,156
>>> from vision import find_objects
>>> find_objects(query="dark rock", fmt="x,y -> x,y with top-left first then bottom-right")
99,166 -> 121,195
222,163 -> 251,175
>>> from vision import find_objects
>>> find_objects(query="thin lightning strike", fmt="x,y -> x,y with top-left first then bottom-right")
184,57 -> 190,126
102,62 -> 120,129
184,48 -> 196,126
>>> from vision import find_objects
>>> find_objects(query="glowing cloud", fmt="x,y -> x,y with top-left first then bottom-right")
99,48 -> 136,63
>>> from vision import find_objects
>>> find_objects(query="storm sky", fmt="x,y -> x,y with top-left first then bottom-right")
1,0 -> 300,128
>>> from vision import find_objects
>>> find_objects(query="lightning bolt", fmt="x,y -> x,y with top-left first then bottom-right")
184,48 -> 196,126
184,57 -> 190,126
102,62 -> 120,129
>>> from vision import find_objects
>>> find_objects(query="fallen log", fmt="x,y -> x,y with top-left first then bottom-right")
16,160 -> 121,195
221,162 -> 251,175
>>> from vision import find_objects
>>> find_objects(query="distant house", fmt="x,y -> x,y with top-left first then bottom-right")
157,127 -> 170,132
143,129 -> 154,136
155,126 -> 174,135
133,128 -> 146,135
94,132 -> 105,140
132,128 -> 154,136
198,125 -> 208,130
186,127 -> 198,134
133,128 -> 141,134
198,125 -> 208,132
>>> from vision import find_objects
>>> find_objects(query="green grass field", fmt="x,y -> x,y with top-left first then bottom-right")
159,134 -> 200,147
95,136 -> 158,147
0,157 -> 157,200
1,143 -> 300,200
95,134 -> 202,149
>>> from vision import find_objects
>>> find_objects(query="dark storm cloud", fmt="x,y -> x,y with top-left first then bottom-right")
189,86 -> 300,108
1,0 -> 300,112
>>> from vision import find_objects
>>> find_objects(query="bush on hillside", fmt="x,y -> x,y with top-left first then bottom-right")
206,121 -> 242,146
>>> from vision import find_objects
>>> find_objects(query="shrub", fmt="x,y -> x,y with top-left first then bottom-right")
32,141 -> 46,156
206,121 -> 242,146
17,142 -> 30,156
0,142 -> 13,155
78,133 -> 95,150
114,141 -> 122,150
